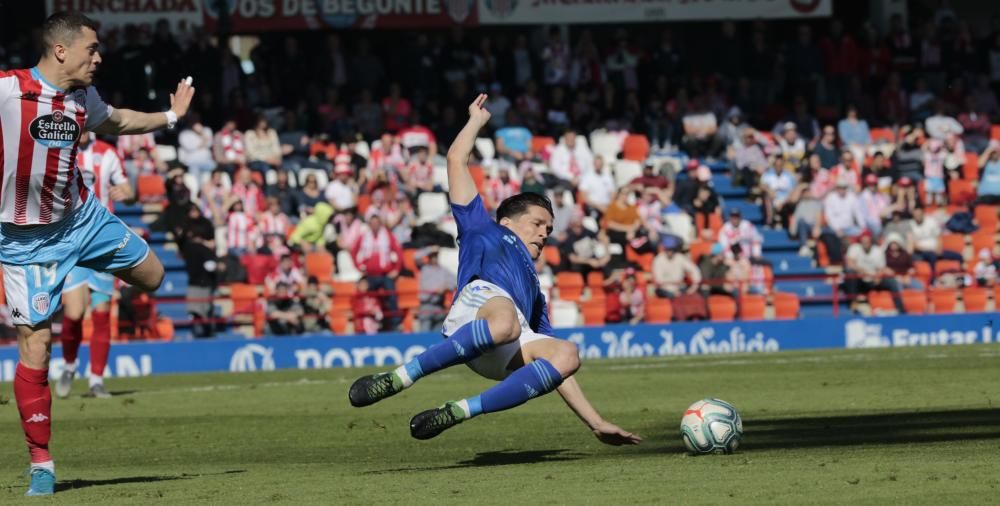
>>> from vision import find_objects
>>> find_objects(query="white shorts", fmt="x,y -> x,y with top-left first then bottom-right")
442,280 -> 553,381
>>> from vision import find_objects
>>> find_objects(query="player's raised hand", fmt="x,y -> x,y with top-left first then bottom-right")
467,94 -> 491,129
169,77 -> 196,119
591,420 -> 643,446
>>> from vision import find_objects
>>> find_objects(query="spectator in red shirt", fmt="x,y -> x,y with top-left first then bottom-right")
213,119 -> 246,176
403,146 -> 435,198
351,214 -> 404,331
382,82 -> 412,133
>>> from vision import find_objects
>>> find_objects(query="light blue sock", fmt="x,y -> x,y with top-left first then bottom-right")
458,358 -> 564,418
394,319 -> 494,387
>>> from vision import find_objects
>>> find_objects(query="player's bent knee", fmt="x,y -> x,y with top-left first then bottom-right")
548,340 -> 581,378
117,254 -> 164,292
476,298 -> 521,344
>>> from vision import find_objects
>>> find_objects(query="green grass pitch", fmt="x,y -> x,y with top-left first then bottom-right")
1,344 -> 999,504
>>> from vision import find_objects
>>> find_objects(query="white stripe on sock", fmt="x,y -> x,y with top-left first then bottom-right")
31,461 -> 55,473
393,366 -> 413,388
88,374 -> 104,388
456,399 -> 471,419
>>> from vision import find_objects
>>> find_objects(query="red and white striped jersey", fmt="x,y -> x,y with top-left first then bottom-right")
487,177 -> 521,207
258,210 -> 290,237
226,211 -> 256,251
116,133 -> 155,161
77,139 -> 127,212
0,68 -> 113,225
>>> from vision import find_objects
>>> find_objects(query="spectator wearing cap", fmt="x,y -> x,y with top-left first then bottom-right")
549,129 -> 595,188
416,248 -> 457,332
630,161 -> 670,189
698,243 -> 732,296
578,156 -> 615,213
267,281 -> 305,336
652,236 -> 701,298
760,159 -> 798,228
844,231 -> 905,314
719,106 -> 750,148
351,214 -> 404,331
976,141 -> 1000,205
398,116 -> 439,159
973,248 -> 997,287
213,119 -> 246,176
823,176 -> 865,239
245,114 -> 283,177
777,122 -> 807,167
403,145 -> 435,198
858,174 -> 891,235
730,127 -> 768,188
718,208 -> 761,261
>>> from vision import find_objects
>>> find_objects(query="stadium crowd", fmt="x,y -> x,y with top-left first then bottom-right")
5,7 -> 1000,338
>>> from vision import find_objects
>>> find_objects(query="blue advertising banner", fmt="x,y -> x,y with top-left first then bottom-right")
0,313 -> 997,382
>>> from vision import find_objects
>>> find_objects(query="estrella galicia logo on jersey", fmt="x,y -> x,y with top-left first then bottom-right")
31,293 -> 49,315
484,0 -> 517,18
29,112 -> 80,149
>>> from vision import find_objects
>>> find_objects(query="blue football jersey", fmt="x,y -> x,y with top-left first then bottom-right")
451,195 -> 552,335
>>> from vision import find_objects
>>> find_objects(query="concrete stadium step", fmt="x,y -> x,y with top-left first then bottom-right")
760,229 -> 801,251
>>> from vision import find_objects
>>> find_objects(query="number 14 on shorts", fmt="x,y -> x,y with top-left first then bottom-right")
32,263 -> 58,288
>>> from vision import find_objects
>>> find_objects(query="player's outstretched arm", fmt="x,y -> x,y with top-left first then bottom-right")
447,94 -> 491,206
94,77 -> 195,135
557,376 -> 642,446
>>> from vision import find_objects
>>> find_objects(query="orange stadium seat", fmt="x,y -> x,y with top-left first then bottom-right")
689,241 -> 712,263
531,136 -> 556,155
396,277 -> 420,310
304,252 -> 334,284
738,294 -> 766,320
582,300 -> 605,326
328,309 -> 349,334
963,152 -> 980,181
936,259 -> 963,275
929,287 -> 957,314
556,272 -> 585,302
901,290 -> 928,314
772,292 -> 800,319
708,295 -> 737,321
974,205 -> 999,230
468,165 -> 486,193
991,124 -> 1000,140
621,134 -> 650,162
948,179 -> 975,205
646,297 -> 673,323
543,245 -> 561,267
913,261 -> 932,287
137,174 -> 166,202
402,249 -> 419,274
971,231 -> 996,255
356,194 -> 371,216
940,234 -> 966,256
331,281 -> 357,311
870,127 -> 895,143
586,270 -> 605,290
868,291 -> 896,314
962,286 -> 988,313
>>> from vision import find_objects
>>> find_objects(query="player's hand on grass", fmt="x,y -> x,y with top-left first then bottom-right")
170,77 -> 196,119
467,94 -> 491,129
591,420 -> 642,446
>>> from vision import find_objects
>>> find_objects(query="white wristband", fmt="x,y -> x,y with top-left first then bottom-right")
165,110 -> 178,129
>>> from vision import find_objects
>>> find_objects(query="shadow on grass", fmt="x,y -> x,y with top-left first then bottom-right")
636,407 -> 1000,454
56,470 -> 246,492
366,449 -> 585,474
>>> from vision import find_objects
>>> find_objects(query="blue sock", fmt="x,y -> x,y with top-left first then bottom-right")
460,358 -> 564,418
393,319 -> 494,387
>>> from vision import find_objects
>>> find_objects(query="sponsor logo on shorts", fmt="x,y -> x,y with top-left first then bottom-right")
31,293 -> 49,315
29,112 -> 80,149
116,232 -> 131,252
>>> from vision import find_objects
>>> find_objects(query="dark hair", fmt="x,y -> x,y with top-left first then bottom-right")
496,192 -> 554,223
43,12 -> 99,50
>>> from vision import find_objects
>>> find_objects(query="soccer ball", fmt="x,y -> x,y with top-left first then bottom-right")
680,398 -> 743,455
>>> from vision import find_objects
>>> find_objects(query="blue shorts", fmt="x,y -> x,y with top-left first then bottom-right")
66,266 -> 116,308
925,177 -> 945,194
0,195 -> 149,325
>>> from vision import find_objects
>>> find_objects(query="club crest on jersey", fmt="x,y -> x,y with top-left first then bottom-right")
30,112 -> 80,149
31,293 -> 49,315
